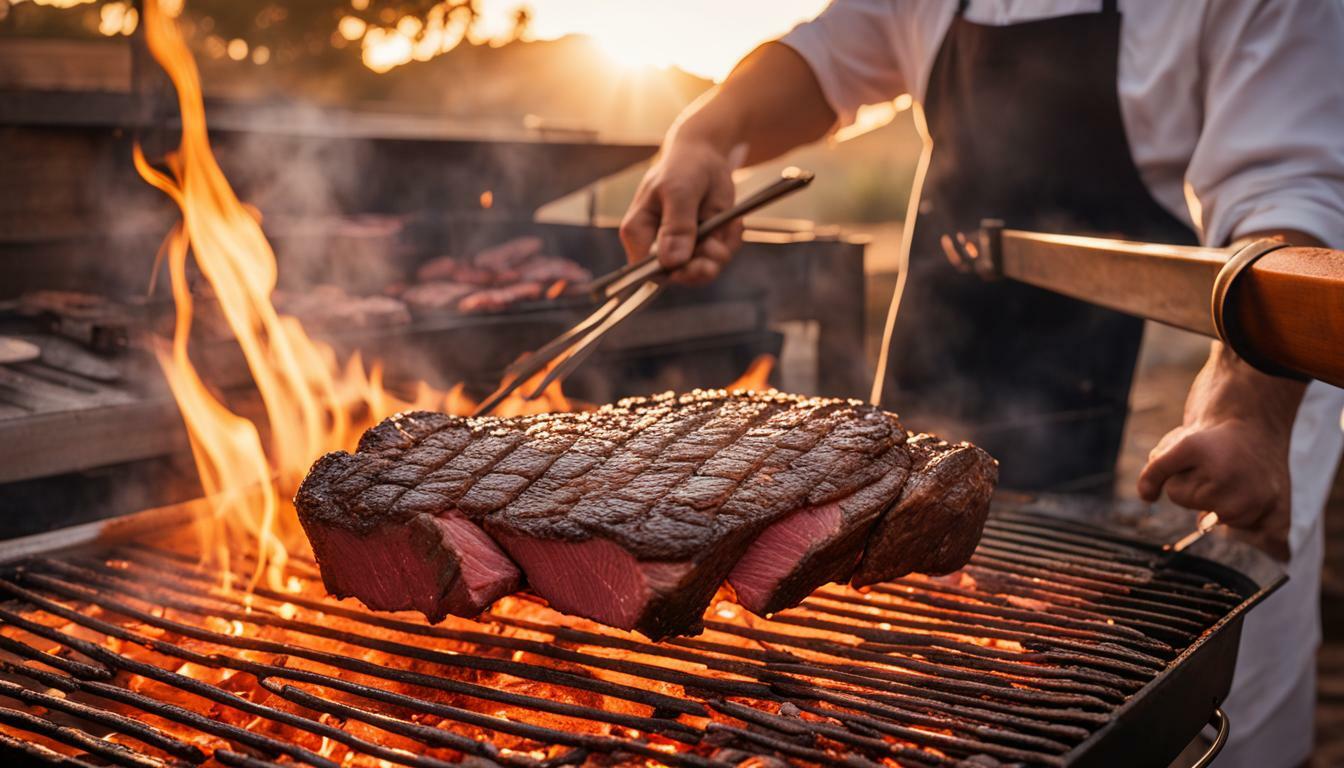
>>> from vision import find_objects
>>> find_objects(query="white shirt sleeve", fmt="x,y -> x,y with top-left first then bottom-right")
1188,0 -> 1344,249
777,0 -> 909,128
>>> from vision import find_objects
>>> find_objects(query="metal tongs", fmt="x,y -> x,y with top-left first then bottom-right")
1164,511 -> 1221,555
472,168 -> 815,415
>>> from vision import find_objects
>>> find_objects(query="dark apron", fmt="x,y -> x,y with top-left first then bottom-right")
882,0 -> 1198,492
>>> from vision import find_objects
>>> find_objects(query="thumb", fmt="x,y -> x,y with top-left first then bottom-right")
1137,430 -> 1201,502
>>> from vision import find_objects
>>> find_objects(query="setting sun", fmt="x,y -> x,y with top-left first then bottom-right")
589,31 -> 670,71
491,0 -> 829,81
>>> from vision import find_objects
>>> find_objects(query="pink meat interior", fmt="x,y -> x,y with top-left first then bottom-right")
727,502 -> 843,614
431,511 -> 521,611
315,510 -> 519,619
495,533 -> 691,630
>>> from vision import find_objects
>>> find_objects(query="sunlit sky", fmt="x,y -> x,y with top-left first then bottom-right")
15,0 -> 831,81
478,0 -> 831,81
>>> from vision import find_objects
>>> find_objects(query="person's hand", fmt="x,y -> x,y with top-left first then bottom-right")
619,138 -> 744,284
1137,343 -> 1306,560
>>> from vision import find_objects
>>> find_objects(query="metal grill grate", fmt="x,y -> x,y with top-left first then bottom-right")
0,508 -> 1245,768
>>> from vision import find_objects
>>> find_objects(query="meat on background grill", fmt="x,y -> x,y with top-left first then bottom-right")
296,390 -> 998,638
411,235 -> 594,314
399,281 -> 480,314
276,236 -> 599,326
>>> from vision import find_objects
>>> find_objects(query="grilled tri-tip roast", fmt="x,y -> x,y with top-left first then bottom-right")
295,390 -> 997,639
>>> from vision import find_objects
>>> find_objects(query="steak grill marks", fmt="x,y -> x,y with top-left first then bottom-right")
296,391 -> 993,637
0,508 -> 1242,768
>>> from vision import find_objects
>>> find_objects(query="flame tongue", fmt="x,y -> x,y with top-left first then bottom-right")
135,0 -> 754,593
727,354 -> 775,391
135,1 -> 453,590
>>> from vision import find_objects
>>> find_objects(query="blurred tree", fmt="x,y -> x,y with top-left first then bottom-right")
0,0 -> 527,73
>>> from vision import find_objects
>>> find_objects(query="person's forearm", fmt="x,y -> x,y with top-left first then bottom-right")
670,43 -> 837,166
1193,341 -> 1306,435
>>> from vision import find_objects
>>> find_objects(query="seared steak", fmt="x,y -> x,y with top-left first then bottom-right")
482,393 -> 906,637
296,391 -> 995,638
726,442 -> 910,615
296,415 -> 522,621
850,435 -> 998,587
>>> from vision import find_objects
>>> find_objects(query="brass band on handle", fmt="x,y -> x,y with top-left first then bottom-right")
1210,238 -> 1304,380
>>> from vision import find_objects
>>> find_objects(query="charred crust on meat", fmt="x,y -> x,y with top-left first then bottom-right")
851,436 -> 999,587
295,390 -> 997,636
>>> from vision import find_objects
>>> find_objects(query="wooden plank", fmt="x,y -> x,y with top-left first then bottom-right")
0,39 -> 132,93
0,397 -> 186,484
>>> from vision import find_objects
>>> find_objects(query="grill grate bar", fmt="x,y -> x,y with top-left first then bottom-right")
0,729 -> 107,768
489,616 -> 1078,756
967,554 -> 1229,618
232,657 -> 716,767
801,591 -> 1171,667
17,560 -> 1066,763
963,563 -> 1218,626
96,551 -> 715,716
0,584 -> 473,768
98,549 -> 1118,733
762,612 -> 1130,700
982,514 -> 1242,596
490,614 -> 1101,741
45,556 -> 707,739
0,506 -> 1252,768
3,571 -> 726,768
213,751 -> 292,768
8,561 -> 1095,764
0,655 -> 337,768
0,704 -> 177,768
0,677 -> 207,764
488,613 -> 1104,747
770,685 -> 1071,763
873,577 -> 1200,644
0,631 -> 114,679
661,635 -> 1104,733
981,522 -> 1153,561
699,620 -> 1111,709
703,698 -> 946,768
975,529 -> 1227,592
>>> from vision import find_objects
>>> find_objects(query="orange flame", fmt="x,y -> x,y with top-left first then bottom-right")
727,354 -> 775,391
133,0 -> 747,594
135,0 -> 467,590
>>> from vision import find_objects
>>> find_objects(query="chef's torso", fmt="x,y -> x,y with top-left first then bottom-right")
783,1 -> 1344,762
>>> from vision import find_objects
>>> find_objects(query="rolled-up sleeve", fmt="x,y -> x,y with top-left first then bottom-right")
1189,0 -> 1344,249
778,0 -> 908,128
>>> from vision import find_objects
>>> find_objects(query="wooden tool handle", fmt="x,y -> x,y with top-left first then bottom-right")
1229,246 -> 1344,387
